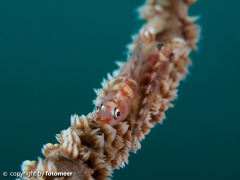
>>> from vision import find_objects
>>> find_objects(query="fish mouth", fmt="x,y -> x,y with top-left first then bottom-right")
95,117 -> 110,124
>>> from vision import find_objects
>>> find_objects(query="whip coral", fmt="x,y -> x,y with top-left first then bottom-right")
19,0 -> 200,179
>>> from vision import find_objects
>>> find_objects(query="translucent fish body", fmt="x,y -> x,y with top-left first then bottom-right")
92,38 -> 143,126
92,39 -> 173,145
131,45 -> 172,139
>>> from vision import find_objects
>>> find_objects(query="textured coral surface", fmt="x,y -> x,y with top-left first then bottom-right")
19,0 -> 200,179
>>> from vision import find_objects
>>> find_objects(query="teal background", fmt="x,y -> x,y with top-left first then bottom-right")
0,0 -> 240,179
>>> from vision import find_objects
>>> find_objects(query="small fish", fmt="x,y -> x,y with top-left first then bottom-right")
92,37 -> 143,126
92,38 -> 173,150
130,43 -> 174,148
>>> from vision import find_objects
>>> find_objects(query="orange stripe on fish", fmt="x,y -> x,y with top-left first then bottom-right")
107,99 -> 116,104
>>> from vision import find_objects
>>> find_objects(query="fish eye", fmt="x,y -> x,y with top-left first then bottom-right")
155,43 -> 164,50
95,103 -> 104,113
112,107 -> 120,120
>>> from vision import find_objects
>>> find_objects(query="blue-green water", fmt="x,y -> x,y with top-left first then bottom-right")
0,0 -> 240,179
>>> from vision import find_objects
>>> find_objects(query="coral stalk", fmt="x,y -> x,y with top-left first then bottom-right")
19,0 -> 200,179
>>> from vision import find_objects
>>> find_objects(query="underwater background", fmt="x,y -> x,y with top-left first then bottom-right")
0,0 -> 240,179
